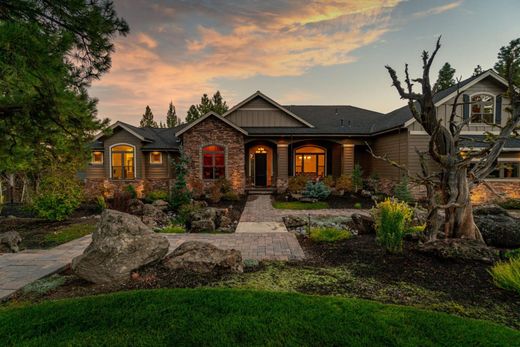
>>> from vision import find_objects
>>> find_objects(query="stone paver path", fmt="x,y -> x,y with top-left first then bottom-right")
1,227 -> 304,301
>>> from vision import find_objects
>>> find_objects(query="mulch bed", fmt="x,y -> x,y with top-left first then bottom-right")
274,193 -> 375,209
298,234 -> 520,313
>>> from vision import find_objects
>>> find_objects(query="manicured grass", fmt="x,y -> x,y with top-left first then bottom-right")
43,223 -> 95,246
0,289 -> 518,346
273,201 -> 329,210
309,227 -> 352,242
157,224 -> 186,233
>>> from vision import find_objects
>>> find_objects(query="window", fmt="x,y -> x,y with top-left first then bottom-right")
111,145 -> 135,180
474,160 -> 520,179
294,146 -> 326,177
91,151 -> 103,164
150,151 -> 162,164
202,145 -> 225,179
470,94 -> 494,124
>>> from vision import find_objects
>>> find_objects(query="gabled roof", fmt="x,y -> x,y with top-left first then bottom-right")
175,111 -> 248,137
222,91 -> 315,128
93,121 -> 186,150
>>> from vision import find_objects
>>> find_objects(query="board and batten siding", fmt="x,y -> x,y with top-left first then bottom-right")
103,128 -> 145,179
370,131 -> 408,180
226,96 -> 305,127
409,77 -> 511,133
144,152 -> 170,178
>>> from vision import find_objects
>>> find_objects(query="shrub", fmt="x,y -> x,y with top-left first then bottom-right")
189,177 -> 205,199
407,225 -> 426,234
335,174 -> 353,192
367,172 -> 380,193
157,224 -> 185,234
372,198 -> 413,253
490,257 -> 520,294
170,146 -> 192,209
354,202 -> 362,209
95,196 -> 107,213
144,190 -> 168,203
125,184 -> 137,199
208,181 -> 223,203
303,181 -> 331,200
111,190 -> 133,212
288,175 -> 309,193
176,203 -> 201,226
309,227 -> 352,242
222,191 -> 240,201
497,198 -> 520,209
216,177 -> 233,194
351,164 -> 363,192
505,248 -> 520,260
322,176 -> 335,188
393,176 -> 413,204
32,175 -> 83,221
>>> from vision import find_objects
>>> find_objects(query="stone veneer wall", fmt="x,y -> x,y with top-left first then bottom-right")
85,178 -> 172,200
181,116 -> 245,193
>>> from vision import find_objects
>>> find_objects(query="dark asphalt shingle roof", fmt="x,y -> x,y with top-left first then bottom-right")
460,135 -> 520,149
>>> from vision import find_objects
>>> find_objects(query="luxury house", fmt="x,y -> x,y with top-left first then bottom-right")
86,70 -> 520,203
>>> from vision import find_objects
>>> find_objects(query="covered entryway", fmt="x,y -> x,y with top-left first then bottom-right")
246,142 -> 276,188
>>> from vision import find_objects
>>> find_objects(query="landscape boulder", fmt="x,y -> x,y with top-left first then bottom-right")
164,241 -> 243,273
283,215 -> 307,229
152,199 -> 169,211
188,207 -> 231,233
191,219 -> 216,233
141,204 -> 171,228
474,207 -> 520,248
0,231 -> 22,253
351,213 -> 375,235
417,239 -> 499,263
127,199 -> 145,215
71,209 -> 169,284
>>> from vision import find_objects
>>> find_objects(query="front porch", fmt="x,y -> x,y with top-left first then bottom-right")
244,139 -> 369,191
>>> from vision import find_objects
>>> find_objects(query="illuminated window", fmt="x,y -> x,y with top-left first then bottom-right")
470,94 -> 494,124
202,145 -> 225,179
150,151 -> 162,164
294,146 -> 326,177
111,145 -> 135,180
91,151 -> 103,164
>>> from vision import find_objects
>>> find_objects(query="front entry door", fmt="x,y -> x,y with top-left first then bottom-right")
255,153 -> 267,187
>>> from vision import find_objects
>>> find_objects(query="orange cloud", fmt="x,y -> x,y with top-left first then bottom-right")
89,0 -> 454,124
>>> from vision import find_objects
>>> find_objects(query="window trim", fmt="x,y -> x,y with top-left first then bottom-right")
293,145 -> 327,177
469,92 -> 495,125
91,151 -> 104,165
200,144 -> 227,180
149,151 -> 163,165
109,143 -> 137,180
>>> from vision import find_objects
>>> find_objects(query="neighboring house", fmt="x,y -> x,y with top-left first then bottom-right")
86,70 -> 520,203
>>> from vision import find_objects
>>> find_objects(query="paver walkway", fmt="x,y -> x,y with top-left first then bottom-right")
1,227 -> 304,301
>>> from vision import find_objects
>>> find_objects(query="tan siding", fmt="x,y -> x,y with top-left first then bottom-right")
370,131 -> 408,180
277,144 -> 289,179
407,134 -> 439,176
226,96 -> 305,127
103,128 -> 144,178
341,145 -> 354,175
409,76 -> 511,132
85,164 -> 105,179
144,152 -> 169,178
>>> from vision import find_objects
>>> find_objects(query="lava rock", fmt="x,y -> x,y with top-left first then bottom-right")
351,213 -> 375,235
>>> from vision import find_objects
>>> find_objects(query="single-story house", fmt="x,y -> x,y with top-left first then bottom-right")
86,69 -> 520,203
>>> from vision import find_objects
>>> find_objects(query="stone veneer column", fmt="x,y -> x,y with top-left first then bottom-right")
342,144 -> 355,175
276,142 -> 289,192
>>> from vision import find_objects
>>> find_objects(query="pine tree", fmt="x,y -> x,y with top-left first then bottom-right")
433,62 -> 456,93
197,93 -> 213,116
186,105 -> 200,123
473,65 -> 483,76
166,101 -> 181,127
494,38 -> 520,87
140,105 -> 158,128
211,91 -> 229,115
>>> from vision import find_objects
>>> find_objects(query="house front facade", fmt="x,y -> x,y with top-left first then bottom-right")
86,70 -> 520,203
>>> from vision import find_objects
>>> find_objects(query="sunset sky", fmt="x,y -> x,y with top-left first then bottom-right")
90,0 -> 520,125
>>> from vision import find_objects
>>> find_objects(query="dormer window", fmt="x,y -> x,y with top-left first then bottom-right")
470,94 -> 494,124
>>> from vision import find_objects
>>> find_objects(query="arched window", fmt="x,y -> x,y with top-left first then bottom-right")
471,94 -> 494,124
111,145 -> 135,180
202,145 -> 225,179
295,146 -> 326,177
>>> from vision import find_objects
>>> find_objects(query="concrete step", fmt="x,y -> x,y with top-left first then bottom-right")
246,188 -> 276,195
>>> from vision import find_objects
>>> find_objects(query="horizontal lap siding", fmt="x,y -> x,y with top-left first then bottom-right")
103,129 -> 144,178
85,164 -> 105,179
144,152 -> 170,178
370,131 -> 408,180
407,134 -> 438,176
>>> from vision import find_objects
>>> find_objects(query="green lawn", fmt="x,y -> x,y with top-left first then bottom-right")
273,201 -> 329,210
0,289 -> 517,346
43,223 -> 96,246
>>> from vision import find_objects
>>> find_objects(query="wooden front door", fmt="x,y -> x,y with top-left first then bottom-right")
255,153 -> 267,187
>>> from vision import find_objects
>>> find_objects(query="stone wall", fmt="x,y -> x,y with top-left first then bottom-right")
470,181 -> 520,204
84,178 -> 172,200
181,116 -> 245,193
